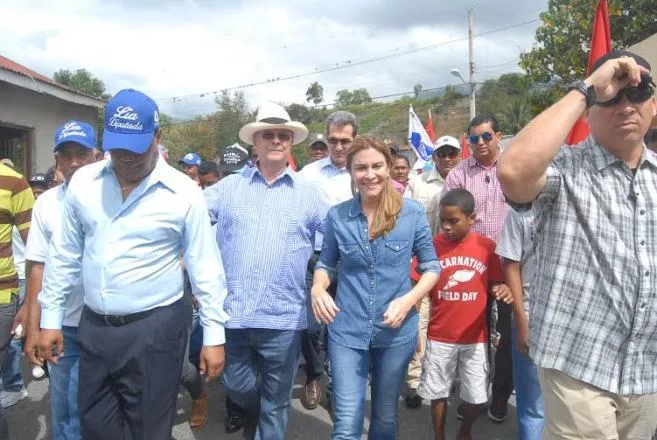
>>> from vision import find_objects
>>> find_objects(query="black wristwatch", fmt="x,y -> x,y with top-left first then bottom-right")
566,80 -> 597,108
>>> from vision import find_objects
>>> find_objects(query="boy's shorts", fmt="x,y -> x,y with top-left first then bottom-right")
417,340 -> 488,404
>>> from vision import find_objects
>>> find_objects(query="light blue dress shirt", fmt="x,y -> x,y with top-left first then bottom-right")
39,158 -> 229,345
316,196 -> 440,349
206,166 -> 329,331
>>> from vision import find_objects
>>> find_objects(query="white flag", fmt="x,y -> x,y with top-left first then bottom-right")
408,106 -> 434,162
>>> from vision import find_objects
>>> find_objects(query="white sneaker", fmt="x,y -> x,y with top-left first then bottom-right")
0,388 -> 28,408
32,365 -> 45,380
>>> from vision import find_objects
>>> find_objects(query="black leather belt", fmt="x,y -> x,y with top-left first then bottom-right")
86,307 -> 157,327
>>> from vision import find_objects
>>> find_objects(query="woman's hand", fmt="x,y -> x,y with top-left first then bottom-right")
311,285 -> 340,324
382,295 -> 414,328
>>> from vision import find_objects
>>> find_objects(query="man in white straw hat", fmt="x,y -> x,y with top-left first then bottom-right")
206,101 -> 330,440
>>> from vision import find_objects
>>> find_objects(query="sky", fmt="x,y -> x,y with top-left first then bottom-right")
0,0 -> 549,119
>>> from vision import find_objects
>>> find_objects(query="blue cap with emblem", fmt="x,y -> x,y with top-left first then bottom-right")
102,89 -> 160,154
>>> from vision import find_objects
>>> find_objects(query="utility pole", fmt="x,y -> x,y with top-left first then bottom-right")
468,8 -> 476,120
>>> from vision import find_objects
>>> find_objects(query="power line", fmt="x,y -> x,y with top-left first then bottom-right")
160,83 -> 480,128
157,17 -> 539,104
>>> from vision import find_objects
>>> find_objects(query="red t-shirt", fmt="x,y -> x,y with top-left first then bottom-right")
427,232 -> 503,344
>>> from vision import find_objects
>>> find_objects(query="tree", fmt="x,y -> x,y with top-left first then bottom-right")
520,0 -> 657,83
213,90 -> 250,150
413,84 -> 423,99
305,82 -> 324,105
53,68 -> 111,100
335,88 -> 373,107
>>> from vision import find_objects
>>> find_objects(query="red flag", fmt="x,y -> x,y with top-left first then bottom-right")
460,134 -> 470,159
288,153 -> 297,171
566,0 -> 612,145
425,109 -> 436,143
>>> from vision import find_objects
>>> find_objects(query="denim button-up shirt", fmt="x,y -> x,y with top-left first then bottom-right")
317,196 -> 440,349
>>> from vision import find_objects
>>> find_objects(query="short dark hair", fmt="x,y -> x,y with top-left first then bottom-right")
468,114 -> 499,134
198,161 -> 219,177
440,188 -> 475,215
394,155 -> 410,167
326,111 -> 358,136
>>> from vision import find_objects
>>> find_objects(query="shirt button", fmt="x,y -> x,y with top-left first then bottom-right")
641,240 -> 646,246
640,210 -> 646,215
645,271 -> 650,277
640,303 -> 646,309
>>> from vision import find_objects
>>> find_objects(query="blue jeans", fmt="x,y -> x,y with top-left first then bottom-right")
511,324 -> 544,440
329,338 -> 416,440
223,328 -> 302,440
1,280 -> 25,392
47,326 -> 81,440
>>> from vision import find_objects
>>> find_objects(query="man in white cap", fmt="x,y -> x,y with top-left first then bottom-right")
206,101 -> 330,440
402,135 -> 462,409
38,89 -> 229,440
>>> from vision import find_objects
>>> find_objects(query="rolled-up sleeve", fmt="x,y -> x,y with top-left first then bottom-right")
182,189 -> 230,346
316,209 -> 339,276
40,189 -> 84,330
412,204 -> 440,275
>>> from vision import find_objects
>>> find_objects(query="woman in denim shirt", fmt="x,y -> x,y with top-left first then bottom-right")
312,135 -> 440,439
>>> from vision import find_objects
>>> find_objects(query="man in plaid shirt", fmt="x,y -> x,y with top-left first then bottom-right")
440,114 -> 513,423
499,50 -> 657,438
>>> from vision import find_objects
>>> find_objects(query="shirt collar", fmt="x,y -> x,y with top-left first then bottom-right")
467,155 -> 498,169
586,135 -> 657,172
348,195 -> 362,218
97,156 -> 177,192
424,167 -> 444,183
319,156 -> 347,172
245,164 -> 296,186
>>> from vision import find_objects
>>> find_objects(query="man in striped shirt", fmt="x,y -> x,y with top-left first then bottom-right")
499,50 -> 657,439
207,102 -> 329,440
0,162 -> 34,438
439,114 -> 513,422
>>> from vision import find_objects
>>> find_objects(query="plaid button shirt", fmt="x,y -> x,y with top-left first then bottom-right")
441,156 -> 509,243
531,136 -> 657,396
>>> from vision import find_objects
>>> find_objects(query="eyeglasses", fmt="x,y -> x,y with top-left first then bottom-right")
596,85 -> 654,107
435,149 -> 459,158
468,132 -> 494,144
327,137 -> 353,147
261,131 -> 292,142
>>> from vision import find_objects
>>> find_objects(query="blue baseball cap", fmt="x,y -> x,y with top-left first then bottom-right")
102,89 -> 160,154
178,152 -> 202,166
54,120 -> 96,152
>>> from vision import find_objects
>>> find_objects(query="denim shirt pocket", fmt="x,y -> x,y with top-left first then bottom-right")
383,240 -> 409,267
338,243 -> 367,268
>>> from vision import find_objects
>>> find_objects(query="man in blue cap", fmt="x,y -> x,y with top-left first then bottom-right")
179,152 -> 202,184
38,89 -> 229,440
18,120 -> 98,440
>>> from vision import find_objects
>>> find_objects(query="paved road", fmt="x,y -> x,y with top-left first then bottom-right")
7,359 -> 519,440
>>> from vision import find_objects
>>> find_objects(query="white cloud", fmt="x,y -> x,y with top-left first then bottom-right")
0,0 -> 547,118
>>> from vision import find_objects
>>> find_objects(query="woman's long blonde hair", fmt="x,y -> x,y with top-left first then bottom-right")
347,135 -> 402,239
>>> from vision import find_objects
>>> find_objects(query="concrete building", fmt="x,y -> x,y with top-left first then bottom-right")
0,55 -> 105,177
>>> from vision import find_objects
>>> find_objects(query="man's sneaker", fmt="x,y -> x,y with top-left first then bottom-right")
32,365 -> 46,380
487,400 -> 508,423
0,388 -> 28,408
404,389 -> 422,409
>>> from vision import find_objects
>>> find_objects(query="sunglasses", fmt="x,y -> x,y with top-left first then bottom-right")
262,131 -> 292,142
596,85 -> 654,107
327,137 -> 353,146
468,132 -> 494,144
435,149 -> 459,158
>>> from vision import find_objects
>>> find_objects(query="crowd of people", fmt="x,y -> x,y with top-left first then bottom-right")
0,49 -> 655,440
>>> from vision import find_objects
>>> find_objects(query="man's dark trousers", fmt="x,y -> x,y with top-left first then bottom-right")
492,301 -> 514,407
77,299 -> 187,440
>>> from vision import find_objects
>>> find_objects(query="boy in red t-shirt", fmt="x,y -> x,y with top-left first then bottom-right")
418,188 -> 512,440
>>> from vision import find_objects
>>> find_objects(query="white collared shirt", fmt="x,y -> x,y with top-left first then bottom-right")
299,156 -> 352,250
404,167 -> 445,234
39,158 -> 229,345
26,185 -> 84,326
